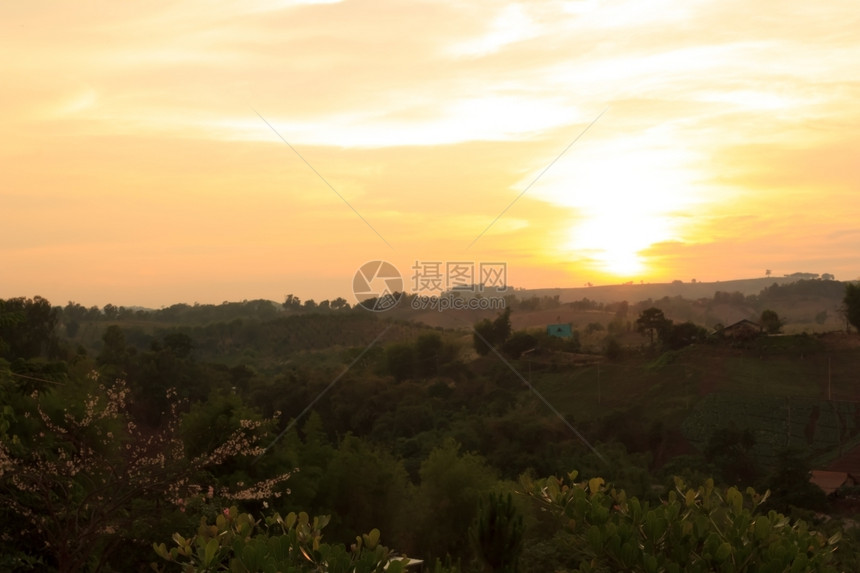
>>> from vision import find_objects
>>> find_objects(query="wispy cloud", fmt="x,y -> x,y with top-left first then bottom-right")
2,0 -> 859,304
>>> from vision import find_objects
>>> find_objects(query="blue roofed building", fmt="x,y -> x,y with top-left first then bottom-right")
547,323 -> 572,338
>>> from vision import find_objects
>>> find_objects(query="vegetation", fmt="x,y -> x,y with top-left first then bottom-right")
522,471 -> 842,572
760,309 -> 783,334
3,282 -> 860,571
844,283 -> 860,332
152,508 -> 408,573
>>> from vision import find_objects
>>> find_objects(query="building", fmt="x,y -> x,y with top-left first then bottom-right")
717,319 -> 762,340
547,323 -> 573,338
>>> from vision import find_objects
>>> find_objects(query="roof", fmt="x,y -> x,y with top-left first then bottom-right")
717,319 -> 763,338
547,323 -> 572,338
810,470 -> 856,495
722,319 -> 761,331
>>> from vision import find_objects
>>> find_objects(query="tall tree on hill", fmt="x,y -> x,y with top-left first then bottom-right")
844,283 -> 860,333
635,307 -> 671,346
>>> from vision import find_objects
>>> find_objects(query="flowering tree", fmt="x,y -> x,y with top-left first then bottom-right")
0,372 -> 291,572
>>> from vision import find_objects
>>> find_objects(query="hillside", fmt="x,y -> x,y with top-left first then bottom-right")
524,276 -> 801,303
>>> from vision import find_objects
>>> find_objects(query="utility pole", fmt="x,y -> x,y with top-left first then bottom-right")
522,347 -> 536,385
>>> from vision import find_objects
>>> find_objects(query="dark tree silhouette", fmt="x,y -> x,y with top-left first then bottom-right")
844,283 -> 860,333
635,307 -> 671,345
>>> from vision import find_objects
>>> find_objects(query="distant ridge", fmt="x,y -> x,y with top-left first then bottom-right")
521,276 -> 809,304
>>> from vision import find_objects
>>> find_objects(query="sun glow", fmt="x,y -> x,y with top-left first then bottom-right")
533,132 -> 705,279
565,212 -> 672,277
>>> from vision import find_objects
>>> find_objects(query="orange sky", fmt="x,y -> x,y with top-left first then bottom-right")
2,0 -> 859,308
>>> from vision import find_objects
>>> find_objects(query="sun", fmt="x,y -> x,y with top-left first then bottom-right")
598,248 -> 645,276
533,134 -> 702,282
564,214 -> 659,279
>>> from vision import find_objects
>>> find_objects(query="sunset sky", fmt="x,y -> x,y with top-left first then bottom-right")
2,0 -> 859,308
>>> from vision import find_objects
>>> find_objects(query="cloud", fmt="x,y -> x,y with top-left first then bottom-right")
2,0 -> 859,304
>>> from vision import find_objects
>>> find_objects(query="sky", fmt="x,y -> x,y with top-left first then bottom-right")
2,0 -> 859,308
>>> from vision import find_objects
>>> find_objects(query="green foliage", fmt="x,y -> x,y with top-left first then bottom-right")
584,322 -> 604,336
521,471 -> 842,572
470,492 -> 524,573
0,374 -> 290,572
493,307 -> 512,345
636,307 -> 671,346
473,319 -> 496,355
681,393 -> 860,470
759,449 -> 828,515
316,435 -> 412,549
604,337 -> 622,361
663,322 -> 708,350
502,331 -> 536,359
97,324 -> 128,369
844,283 -> 860,332
386,343 -> 415,382
417,439 -> 498,560
704,428 -> 760,485
760,309 -> 783,334
473,308 -> 512,356
153,507 -> 409,572
415,333 -> 443,377
0,296 -> 59,360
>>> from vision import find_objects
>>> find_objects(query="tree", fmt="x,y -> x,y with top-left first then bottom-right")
605,336 -> 623,360
704,428 -> 759,485
415,333 -> 443,377
0,296 -> 59,359
844,283 -> 860,332
470,492 -> 524,573
98,324 -> 128,370
585,322 -> 604,336
760,449 -> 828,515
283,294 -> 302,310
664,322 -> 708,349
766,269 -> 772,277
416,439 -> 497,560
163,331 -> 194,358
0,377 -> 290,572
102,303 -> 119,320
386,343 -> 415,382
502,331 -> 536,359
473,308 -> 513,356
635,307 -> 671,345
760,309 -> 783,334
318,435 -> 412,548
493,307 -> 512,345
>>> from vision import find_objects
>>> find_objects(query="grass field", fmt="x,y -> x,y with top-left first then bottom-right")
527,335 -> 860,467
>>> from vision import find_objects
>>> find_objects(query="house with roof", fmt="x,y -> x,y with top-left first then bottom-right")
547,323 -> 573,338
716,319 -> 763,340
